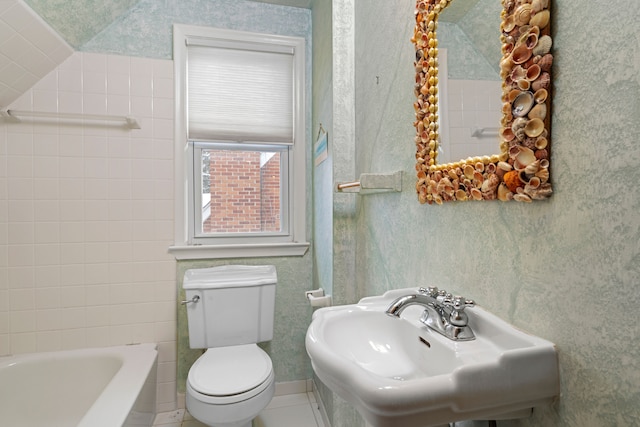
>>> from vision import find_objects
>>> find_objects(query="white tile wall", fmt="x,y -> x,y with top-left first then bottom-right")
0,51 -> 178,412
0,0 -> 74,109
442,79 -> 502,164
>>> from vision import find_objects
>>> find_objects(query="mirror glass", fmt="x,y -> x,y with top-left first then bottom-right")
413,0 -> 553,204
436,0 -> 502,163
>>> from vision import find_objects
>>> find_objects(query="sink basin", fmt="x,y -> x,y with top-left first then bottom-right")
306,288 -> 559,427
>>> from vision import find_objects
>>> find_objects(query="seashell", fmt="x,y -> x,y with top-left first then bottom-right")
517,78 -> 531,90
511,65 -> 527,81
530,10 -> 550,29
509,144 -> 522,159
502,102 -> 513,115
521,32 -> 539,49
455,189 -> 468,201
532,72 -> 551,91
481,173 -> 500,200
538,53 -> 553,72
535,167 -> 549,183
502,41 -> 515,56
498,161 -> 513,171
518,169 -> 534,185
512,91 -> 535,117
520,24 -> 539,39
514,147 -> 537,169
486,163 -> 497,174
531,0 -> 547,13
527,182 -> 553,200
522,136 -> 536,150
497,183 -> 512,201
511,117 -> 528,132
524,160 -> 541,175
513,4 -> 534,26
437,177 -> 455,197
515,127 -> 527,142
500,56 -> 515,74
525,117 -> 545,137
513,193 -> 532,202
508,27 -> 520,40
501,127 -> 516,142
531,1 -> 542,13
511,43 -> 532,64
535,148 -> 549,160
463,164 -> 475,180
503,170 -> 522,192
533,35 -> 553,56
502,15 -> 516,33
539,159 -> 550,169
470,187 -> 483,200
534,88 -> 548,103
535,136 -> 548,150
508,88 -> 523,103
526,63 -> 541,81
528,103 -> 547,120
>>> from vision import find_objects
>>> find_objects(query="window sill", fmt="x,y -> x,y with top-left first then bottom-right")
168,242 -> 310,260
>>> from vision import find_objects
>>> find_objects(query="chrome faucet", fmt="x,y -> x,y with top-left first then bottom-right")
386,287 -> 476,341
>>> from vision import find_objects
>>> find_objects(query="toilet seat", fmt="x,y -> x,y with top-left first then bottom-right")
188,344 -> 273,404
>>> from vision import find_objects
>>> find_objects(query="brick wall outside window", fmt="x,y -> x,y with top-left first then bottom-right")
204,151 -> 281,233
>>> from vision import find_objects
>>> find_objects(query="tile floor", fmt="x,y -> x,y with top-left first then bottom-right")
153,392 -> 326,427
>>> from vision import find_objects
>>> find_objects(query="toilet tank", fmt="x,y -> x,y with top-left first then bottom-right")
183,265 -> 277,349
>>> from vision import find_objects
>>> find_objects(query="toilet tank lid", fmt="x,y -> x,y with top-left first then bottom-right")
183,265 -> 277,289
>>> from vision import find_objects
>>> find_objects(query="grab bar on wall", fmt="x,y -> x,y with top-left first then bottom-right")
0,109 -> 141,129
471,127 -> 499,138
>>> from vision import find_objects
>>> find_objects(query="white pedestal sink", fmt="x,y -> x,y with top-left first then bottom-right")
305,288 -> 559,427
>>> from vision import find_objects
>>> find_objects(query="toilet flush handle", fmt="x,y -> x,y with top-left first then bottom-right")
181,295 -> 200,305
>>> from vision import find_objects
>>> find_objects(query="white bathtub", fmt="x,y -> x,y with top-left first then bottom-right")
0,343 -> 158,427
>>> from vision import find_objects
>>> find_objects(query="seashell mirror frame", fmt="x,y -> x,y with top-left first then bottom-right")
413,0 -> 553,204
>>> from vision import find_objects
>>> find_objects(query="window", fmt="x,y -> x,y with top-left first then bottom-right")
171,25 -> 308,259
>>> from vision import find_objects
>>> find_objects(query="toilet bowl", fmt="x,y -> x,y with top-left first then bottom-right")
182,265 -> 278,427
186,344 -> 275,427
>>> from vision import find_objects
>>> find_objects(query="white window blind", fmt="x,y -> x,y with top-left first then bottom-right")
186,41 -> 295,144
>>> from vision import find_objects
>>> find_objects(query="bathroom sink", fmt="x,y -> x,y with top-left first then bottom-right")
305,288 -> 559,427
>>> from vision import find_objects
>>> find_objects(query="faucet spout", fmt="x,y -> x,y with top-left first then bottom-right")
385,287 -> 476,341
385,293 -> 437,317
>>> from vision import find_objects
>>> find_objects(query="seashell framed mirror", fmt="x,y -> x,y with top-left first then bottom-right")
413,0 -> 553,204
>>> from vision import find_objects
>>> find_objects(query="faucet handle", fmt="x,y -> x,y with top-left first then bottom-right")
442,295 -> 475,327
442,295 -> 475,309
419,286 -> 447,297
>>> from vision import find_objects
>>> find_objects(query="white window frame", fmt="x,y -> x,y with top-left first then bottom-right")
170,25 -> 309,260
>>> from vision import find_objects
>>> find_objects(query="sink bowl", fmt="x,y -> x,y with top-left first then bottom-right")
306,288 -> 559,427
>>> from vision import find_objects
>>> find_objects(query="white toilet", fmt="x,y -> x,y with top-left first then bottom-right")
183,265 -> 278,427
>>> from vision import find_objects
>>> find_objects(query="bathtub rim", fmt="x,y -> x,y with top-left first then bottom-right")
79,343 -> 158,427
0,343 -> 158,427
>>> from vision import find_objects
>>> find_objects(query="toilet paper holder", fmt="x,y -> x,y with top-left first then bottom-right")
305,288 -> 332,307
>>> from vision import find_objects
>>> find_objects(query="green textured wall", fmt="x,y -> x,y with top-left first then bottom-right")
176,258 -> 313,393
83,0 -> 312,59
326,0 -> 640,426
24,0 -> 140,48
